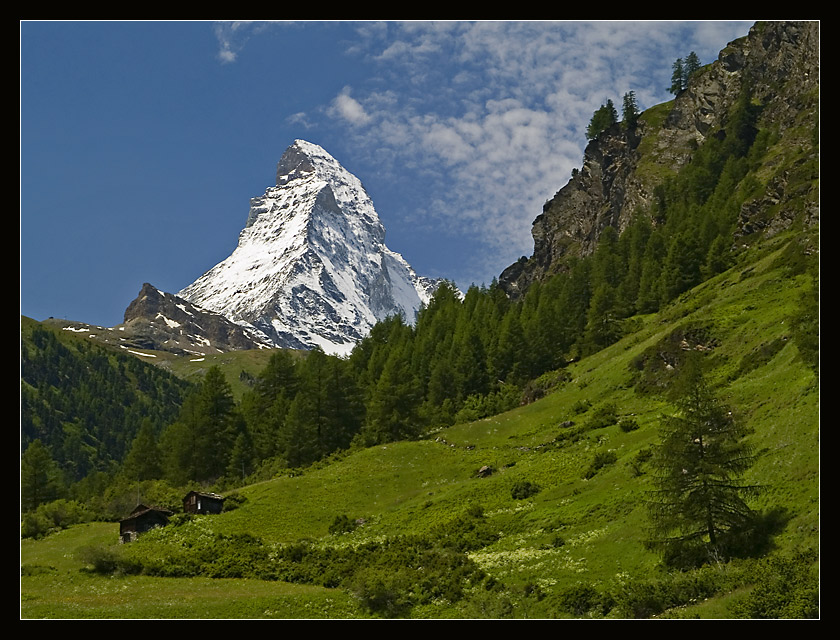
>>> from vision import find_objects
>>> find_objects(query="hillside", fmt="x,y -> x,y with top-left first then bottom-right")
21,20 -> 818,619
21,227 -> 819,618
21,316 -> 196,483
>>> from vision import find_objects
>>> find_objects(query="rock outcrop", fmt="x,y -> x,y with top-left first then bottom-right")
499,20 -> 819,298
119,283 -> 271,355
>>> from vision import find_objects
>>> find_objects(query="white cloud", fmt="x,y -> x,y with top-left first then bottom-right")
219,20 -> 755,287
328,87 -> 372,126
322,21 -> 754,286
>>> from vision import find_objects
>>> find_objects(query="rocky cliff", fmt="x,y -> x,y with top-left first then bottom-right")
499,20 -> 819,298
119,283 -> 271,355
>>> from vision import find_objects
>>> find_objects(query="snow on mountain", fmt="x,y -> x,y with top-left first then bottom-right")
177,140 -> 445,356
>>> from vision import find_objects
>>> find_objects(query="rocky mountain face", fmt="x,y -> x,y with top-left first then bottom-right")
43,283 -> 270,357
173,140 -> 443,356
119,283 -> 270,355
499,20 -> 819,298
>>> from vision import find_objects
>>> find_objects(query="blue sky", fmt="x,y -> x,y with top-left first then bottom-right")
20,20 -> 755,328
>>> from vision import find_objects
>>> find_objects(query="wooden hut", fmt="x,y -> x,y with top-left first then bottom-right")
119,504 -> 173,543
183,490 -> 226,515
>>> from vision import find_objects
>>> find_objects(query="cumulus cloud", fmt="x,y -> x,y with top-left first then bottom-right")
327,87 -> 372,126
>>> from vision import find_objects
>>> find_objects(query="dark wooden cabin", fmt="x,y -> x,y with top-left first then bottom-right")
119,504 -> 173,543
183,490 -> 226,515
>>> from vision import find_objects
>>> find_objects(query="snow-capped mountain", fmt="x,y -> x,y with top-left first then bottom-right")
177,140 -> 443,356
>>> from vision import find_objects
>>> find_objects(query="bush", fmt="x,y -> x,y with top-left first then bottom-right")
618,417 -> 640,432
729,552 -> 819,619
329,514 -> 358,535
222,491 -> 247,512
346,567 -> 413,618
571,399 -> 592,415
76,543 -> 140,576
557,582 -> 613,617
21,499 -> 92,539
583,450 -> 618,479
611,568 -> 724,619
586,403 -> 618,429
511,480 -> 540,500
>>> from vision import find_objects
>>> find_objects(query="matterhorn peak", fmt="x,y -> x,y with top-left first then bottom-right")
178,140 -> 443,356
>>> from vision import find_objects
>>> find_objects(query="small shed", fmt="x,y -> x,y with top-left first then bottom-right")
183,490 -> 226,515
119,504 -> 173,543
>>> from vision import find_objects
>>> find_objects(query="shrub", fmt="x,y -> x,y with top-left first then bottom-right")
557,582 -> 613,617
571,399 -> 592,415
618,417 -> 640,432
583,450 -> 618,479
586,403 -> 619,429
76,543 -> 140,576
329,514 -> 358,535
21,499 -> 92,539
222,492 -> 247,512
611,565 -> 728,618
346,567 -> 413,618
511,480 -> 540,500
729,552 -> 819,618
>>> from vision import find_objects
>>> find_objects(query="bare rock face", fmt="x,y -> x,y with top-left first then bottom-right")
500,21 -> 819,298
119,283 -> 272,356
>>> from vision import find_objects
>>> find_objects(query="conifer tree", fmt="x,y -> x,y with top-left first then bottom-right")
646,356 -> 760,565
636,230 -> 667,314
670,58 -> 685,95
683,51 -> 701,84
360,344 -> 422,445
660,231 -> 703,304
121,418 -> 162,481
622,91 -> 640,129
21,439 -> 63,511
586,99 -> 618,140
160,366 -> 240,484
583,284 -> 622,354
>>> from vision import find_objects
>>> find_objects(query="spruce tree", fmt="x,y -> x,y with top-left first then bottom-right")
683,51 -> 701,84
622,91 -> 639,129
586,99 -> 618,140
670,58 -> 685,95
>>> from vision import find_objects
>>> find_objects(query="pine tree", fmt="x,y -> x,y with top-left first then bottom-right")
646,357 -> 760,566
241,349 -> 300,462
160,366 -> 239,484
583,283 -> 622,354
360,345 -> 422,445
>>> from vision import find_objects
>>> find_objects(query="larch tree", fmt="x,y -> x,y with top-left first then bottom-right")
646,356 -> 761,566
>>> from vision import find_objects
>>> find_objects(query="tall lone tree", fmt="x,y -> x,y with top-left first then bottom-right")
622,91 -> 639,129
646,356 -> 760,565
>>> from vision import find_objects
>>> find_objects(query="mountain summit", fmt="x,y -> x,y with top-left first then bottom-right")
177,140 -> 442,356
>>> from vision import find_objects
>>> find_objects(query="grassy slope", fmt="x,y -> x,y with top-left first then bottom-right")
20,230 -> 819,619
